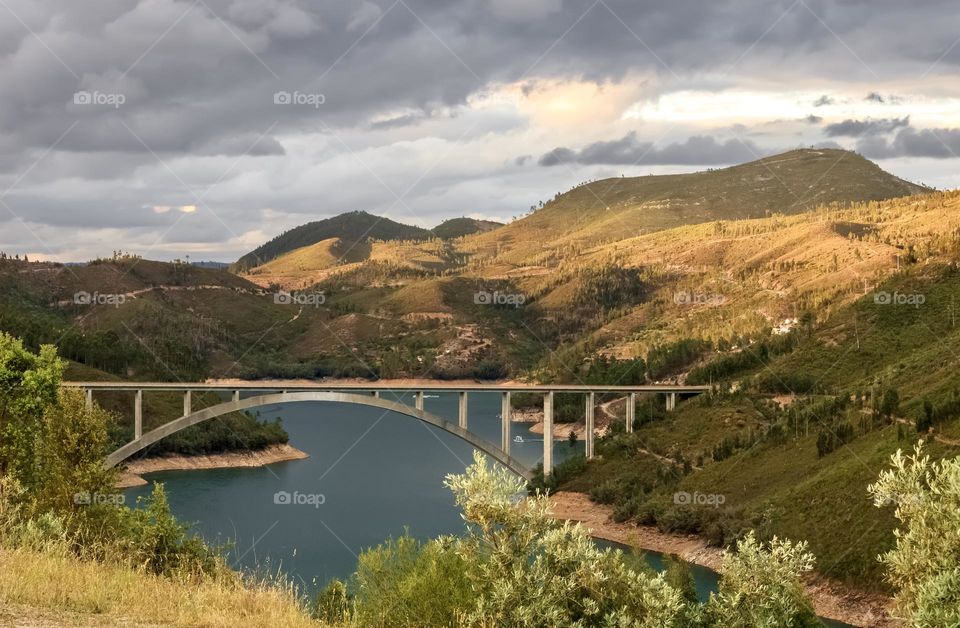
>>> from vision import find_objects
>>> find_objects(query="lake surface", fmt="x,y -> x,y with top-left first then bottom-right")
125,394 -> 853,626
126,392 -> 579,590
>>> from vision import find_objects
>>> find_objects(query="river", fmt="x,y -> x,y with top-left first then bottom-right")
125,393 -> 852,626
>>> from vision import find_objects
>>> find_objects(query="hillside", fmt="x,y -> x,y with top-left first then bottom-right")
233,210 -> 433,271
431,217 -> 503,239
463,148 -> 927,268
0,150 -> 946,388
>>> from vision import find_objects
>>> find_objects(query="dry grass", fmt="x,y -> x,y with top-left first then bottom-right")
0,546 -> 324,627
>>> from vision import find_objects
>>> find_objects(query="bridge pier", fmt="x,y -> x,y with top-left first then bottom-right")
458,391 -> 468,429
543,391 -> 554,475
134,389 -> 143,440
85,388 -> 93,412
585,392 -> 595,459
501,391 -> 511,455
666,392 -> 676,412
415,391 -> 424,410
626,392 -> 635,433
183,390 -> 192,417
232,390 -> 240,402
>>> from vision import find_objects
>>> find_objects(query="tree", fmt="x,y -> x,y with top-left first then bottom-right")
705,531 -> 819,627
868,442 -> 960,626
880,388 -> 900,422
443,451 -> 691,627
32,388 -> 118,513
0,333 -> 63,489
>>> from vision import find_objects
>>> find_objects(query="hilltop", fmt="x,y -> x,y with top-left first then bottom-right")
431,217 -> 503,239
233,210 -> 433,271
463,148 -> 927,267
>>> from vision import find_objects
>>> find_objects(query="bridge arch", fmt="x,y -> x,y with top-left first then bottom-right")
105,391 -> 534,480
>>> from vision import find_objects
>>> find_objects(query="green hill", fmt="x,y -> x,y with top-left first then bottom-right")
234,210 -> 433,271
431,217 -> 503,239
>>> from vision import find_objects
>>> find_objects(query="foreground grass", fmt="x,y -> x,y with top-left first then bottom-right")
0,546 -> 323,627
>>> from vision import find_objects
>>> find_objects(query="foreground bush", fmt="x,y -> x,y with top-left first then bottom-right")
326,451 -> 822,627
869,441 -> 960,626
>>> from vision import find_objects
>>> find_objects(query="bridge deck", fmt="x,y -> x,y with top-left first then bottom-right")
64,381 -> 712,393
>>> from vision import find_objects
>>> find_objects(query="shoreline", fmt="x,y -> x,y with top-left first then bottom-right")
115,443 -> 309,488
548,491 -> 900,628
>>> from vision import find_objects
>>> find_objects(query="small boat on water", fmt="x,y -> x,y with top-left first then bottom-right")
513,435 -> 524,443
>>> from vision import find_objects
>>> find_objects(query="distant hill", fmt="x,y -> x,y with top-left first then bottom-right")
190,260 -> 230,270
431,217 -> 503,239
468,148 -> 928,265
233,210 -> 432,271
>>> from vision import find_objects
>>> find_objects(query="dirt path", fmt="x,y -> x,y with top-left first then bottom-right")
549,491 -> 900,628
894,418 -> 960,446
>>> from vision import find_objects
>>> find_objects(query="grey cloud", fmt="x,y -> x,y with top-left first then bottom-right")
538,133 -> 768,167
865,92 -> 885,103
1,0 -> 959,259
858,127 -> 960,159
824,116 -> 910,137
813,95 -> 834,107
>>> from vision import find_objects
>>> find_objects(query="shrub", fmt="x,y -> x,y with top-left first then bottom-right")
869,442 -> 960,626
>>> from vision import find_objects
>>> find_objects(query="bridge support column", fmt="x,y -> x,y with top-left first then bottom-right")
458,391 -> 468,429
232,390 -> 240,402
667,392 -> 676,412
183,390 -> 191,417
501,391 -> 511,455
415,391 -> 424,410
372,391 -> 380,399
626,392 -> 635,433
134,389 -> 143,440
543,392 -> 554,476
585,392 -> 595,459
85,388 -> 92,412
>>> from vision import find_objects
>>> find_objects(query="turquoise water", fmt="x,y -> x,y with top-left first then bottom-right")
125,395 -> 854,625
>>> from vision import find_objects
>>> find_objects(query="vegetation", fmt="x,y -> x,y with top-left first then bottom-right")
869,441 -> 960,625
317,452 -> 823,627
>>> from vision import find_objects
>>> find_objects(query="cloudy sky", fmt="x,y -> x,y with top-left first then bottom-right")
1,0 -> 959,262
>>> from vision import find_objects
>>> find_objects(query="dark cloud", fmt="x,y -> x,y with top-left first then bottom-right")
813,95 -> 834,107
0,0 -> 958,259
538,133 -> 768,167
858,127 -> 960,159
805,115 -> 823,124
824,116 -> 910,137
865,92 -> 886,103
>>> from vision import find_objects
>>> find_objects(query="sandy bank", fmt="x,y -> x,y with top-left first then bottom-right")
115,444 -> 309,488
549,491 -> 900,628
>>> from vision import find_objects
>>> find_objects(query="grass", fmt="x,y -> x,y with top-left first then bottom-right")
0,545 -> 322,627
